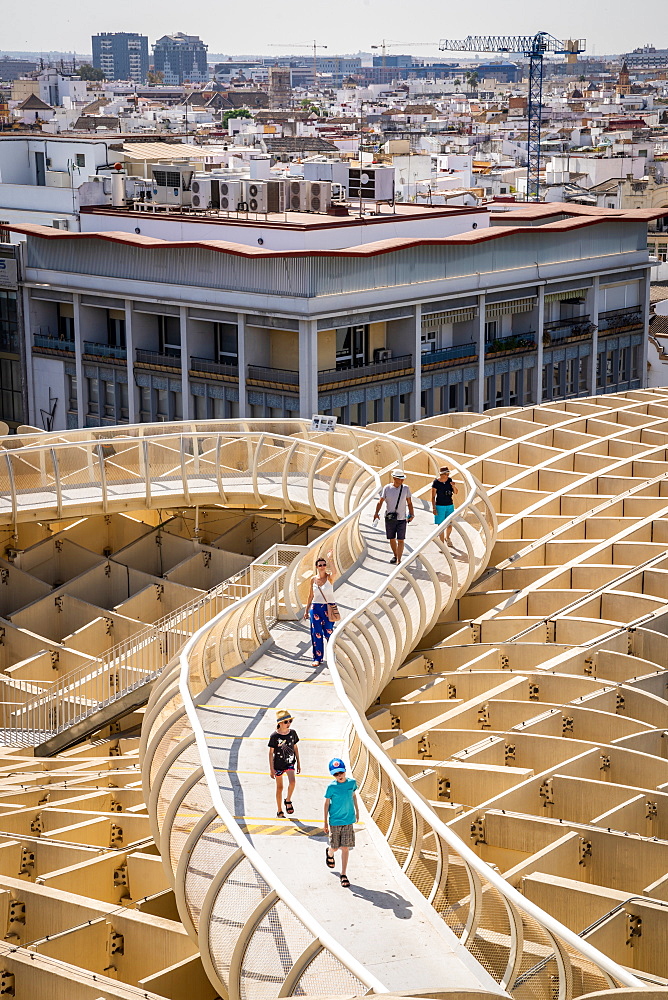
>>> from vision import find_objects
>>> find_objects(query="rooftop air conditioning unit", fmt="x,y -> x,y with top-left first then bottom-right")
150,164 -> 194,206
218,178 -> 242,211
308,180 -> 332,213
347,165 -> 395,203
191,176 -> 214,209
242,180 -> 283,214
285,179 -> 310,212
52,219 -> 69,230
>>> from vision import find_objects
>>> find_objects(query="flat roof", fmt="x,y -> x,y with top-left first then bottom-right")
80,201 -> 485,233
4,204 -> 662,261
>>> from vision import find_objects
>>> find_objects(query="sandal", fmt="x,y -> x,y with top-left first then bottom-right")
284,799 -> 294,815
325,849 -> 335,869
340,874 -> 350,887
277,810 -> 285,818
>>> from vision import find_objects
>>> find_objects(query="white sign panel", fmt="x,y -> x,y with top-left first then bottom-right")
0,258 -> 17,288
310,414 -> 338,433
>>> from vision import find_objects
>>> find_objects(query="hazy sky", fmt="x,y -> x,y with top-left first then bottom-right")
3,0 -> 665,59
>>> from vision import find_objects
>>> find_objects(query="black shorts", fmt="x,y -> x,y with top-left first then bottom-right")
385,518 -> 407,540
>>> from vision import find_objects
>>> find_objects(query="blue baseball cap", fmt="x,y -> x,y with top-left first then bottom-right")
329,758 -> 346,775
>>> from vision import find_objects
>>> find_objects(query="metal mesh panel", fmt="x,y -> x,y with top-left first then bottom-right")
168,777 -> 212,876
208,857 -> 271,989
148,711 -> 188,785
155,742 -> 200,829
466,878 -> 514,985
434,848 -> 472,939
373,770 -> 395,836
358,752 -> 380,813
239,900 -> 313,1000
183,820 -> 233,931
406,822 -> 440,901
292,947 -> 366,997
566,949 -> 612,999
511,912 -> 563,1000
389,795 -> 415,870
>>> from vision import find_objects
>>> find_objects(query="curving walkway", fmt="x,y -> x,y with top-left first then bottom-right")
196,500 -> 497,995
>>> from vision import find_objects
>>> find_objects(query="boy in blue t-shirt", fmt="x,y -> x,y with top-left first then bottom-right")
323,758 -> 359,888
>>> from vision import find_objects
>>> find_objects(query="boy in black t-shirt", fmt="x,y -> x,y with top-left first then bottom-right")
431,466 -> 459,544
268,708 -> 300,818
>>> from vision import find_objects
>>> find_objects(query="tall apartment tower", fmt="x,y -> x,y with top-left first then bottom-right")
152,33 -> 208,85
92,32 -> 149,83
268,66 -> 292,108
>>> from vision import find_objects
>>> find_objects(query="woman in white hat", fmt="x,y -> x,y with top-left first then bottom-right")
373,469 -> 415,565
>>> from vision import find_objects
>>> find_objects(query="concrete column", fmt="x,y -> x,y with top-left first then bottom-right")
124,300 -> 137,424
641,267 -> 651,388
237,312 -> 248,418
72,293 -> 84,427
411,303 -> 422,422
476,293 -> 486,413
588,276 -> 600,396
298,318 -> 318,419
21,287 -> 36,425
535,286 -> 545,405
179,305 -> 191,419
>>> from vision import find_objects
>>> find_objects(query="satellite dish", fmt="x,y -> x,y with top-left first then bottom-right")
361,172 -> 370,184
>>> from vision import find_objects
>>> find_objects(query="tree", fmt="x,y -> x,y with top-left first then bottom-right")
465,71 -> 479,93
223,108 -> 253,129
78,64 -> 105,81
454,78 -> 461,88
147,70 -> 164,86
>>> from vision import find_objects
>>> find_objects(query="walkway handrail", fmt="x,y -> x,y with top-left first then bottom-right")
142,432 -> 384,997
324,494 -> 642,997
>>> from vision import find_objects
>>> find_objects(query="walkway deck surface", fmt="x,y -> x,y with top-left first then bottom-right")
196,498 -> 505,995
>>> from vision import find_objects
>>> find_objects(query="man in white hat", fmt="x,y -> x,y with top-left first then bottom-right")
373,469 -> 415,565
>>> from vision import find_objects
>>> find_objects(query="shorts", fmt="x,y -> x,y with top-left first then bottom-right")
435,504 -> 455,525
329,824 -> 355,849
385,518 -> 407,540
273,767 -> 294,778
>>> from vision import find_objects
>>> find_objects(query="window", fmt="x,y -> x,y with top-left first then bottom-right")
158,315 -> 180,357
139,386 -> 152,421
421,328 -> 437,353
87,378 -> 99,415
67,375 -> 77,411
156,389 -> 168,420
104,380 -> 116,417
606,351 -> 614,385
0,224 -> 9,245
0,290 -> 18,351
336,325 -> 368,369
107,311 -> 126,349
57,303 -> 75,343
566,359 -> 576,395
214,322 -> 238,364
119,383 -> 129,420
484,320 -> 498,342
75,153 -> 86,168
579,357 -> 588,392
607,203 -> 615,209
0,357 -> 24,426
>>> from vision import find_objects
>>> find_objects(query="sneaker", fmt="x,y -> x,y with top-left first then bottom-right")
390,556 -> 397,564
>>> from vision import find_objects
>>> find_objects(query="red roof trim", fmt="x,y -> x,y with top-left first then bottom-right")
1,206 -> 663,261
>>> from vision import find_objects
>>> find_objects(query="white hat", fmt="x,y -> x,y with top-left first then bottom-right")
392,469 -> 406,479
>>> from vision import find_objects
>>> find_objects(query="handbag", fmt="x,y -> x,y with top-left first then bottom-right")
384,484 -> 404,524
316,583 -> 341,623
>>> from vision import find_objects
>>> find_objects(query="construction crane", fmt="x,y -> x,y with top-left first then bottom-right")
438,34 -> 586,200
371,40 -> 433,69
268,41 -> 327,90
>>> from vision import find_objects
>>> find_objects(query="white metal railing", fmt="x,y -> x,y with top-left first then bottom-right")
325,521 -> 643,997
142,433 -> 382,999
142,423 -> 642,999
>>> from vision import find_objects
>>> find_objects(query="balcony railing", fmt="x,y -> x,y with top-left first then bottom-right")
190,356 -> 239,379
421,342 -> 477,366
248,354 -> 414,389
543,317 -> 593,344
83,341 -> 127,361
248,365 -> 299,386
33,334 -> 75,354
485,332 -> 535,354
318,354 -> 413,385
135,349 -> 181,368
598,307 -> 643,333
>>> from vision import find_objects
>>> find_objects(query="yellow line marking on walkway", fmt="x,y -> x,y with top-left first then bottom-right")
227,676 -> 333,685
